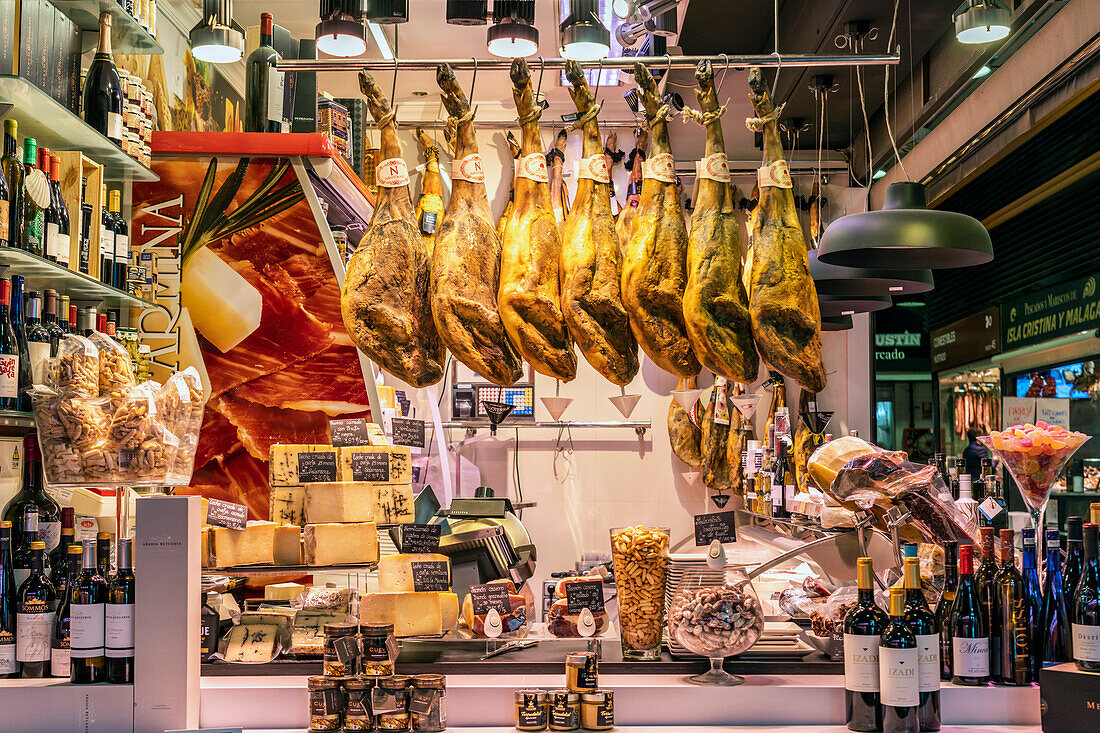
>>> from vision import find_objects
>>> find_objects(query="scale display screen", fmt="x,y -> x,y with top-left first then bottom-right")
477,386 -> 534,417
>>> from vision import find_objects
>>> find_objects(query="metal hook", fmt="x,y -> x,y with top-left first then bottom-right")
664,53 -> 672,79
770,52 -> 782,98
536,56 -> 545,101
717,53 -> 731,96
593,58 -> 604,104
391,55 -> 398,107
470,57 -> 478,103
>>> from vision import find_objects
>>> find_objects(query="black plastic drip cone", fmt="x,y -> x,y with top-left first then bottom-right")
800,410 -> 835,435
481,400 -> 515,435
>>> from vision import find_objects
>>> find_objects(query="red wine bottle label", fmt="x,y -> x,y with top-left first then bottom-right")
1073,623 -> 1100,662
916,634 -> 940,692
50,639 -> 70,678
0,631 -> 16,674
952,637 -> 990,676
843,633 -> 880,692
46,222 -> 59,258
879,645 -> 919,706
0,353 -> 18,397
39,521 -> 60,553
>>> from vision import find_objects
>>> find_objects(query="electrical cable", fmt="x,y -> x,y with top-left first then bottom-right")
883,0 -> 910,180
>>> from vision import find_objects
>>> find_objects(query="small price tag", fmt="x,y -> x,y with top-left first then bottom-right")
351,451 -> 390,482
330,418 -> 372,447
400,524 -> 442,553
469,583 -> 511,616
411,561 -> 451,592
332,634 -> 359,664
207,499 -> 248,530
979,497 -> 1004,522
391,418 -> 426,449
564,579 -> 604,613
694,510 -> 737,546
421,211 -> 437,233
298,451 -> 338,483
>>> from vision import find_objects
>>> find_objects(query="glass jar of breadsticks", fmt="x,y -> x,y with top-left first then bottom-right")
609,526 -> 670,660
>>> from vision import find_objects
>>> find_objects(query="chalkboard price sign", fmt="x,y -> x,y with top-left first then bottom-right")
400,524 -> 442,554
391,418 -> 425,449
330,418 -> 372,447
469,583 -> 511,615
693,511 -> 737,546
206,499 -> 247,530
564,580 -> 605,613
411,561 -> 451,592
351,451 -> 390,482
298,451 -> 339,483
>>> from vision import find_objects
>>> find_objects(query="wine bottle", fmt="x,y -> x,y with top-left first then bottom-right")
48,156 -> 70,266
48,506 -> 76,584
1039,528 -> 1069,666
3,434 -> 61,554
1092,503 -> 1100,526
11,274 -> 29,413
38,147 -> 58,262
955,475 -> 978,528
934,541 -> 957,681
992,528 -> 1029,685
1019,528 -> 1043,680
105,538 -> 134,683
68,304 -> 78,336
20,138 -> 42,256
42,290 -> 64,357
0,122 -> 11,249
244,13 -> 284,133
1072,523 -> 1100,672
110,190 -> 129,288
83,13 -> 125,146
845,557 -> 887,731
96,531 -> 112,581
772,407 -> 791,519
23,291 -> 50,390
16,540 -> 55,677
79,177 -> 92,274
902,557 -> 939,731
0,278 -> 18,410
950,543 -> 990,685
100,184 -> 115,286
880,586 -> 919,733
0,520 -> 17,678
10,508 -> 36,588
50,544 -> 81,679
974,526 -> 999,680
70,539 -> 107,684
60,295 -> 71,334
978,462 -> 1008,531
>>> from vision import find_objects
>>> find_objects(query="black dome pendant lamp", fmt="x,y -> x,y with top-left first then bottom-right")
808,249 -> 934,297
818,294 -> 892,317
822,314 -> 854,332
817,181 -> 993,270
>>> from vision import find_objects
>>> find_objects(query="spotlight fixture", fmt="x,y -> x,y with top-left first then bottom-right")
954,0 -> 1010,45
364,0 -> 408,24
623,88 -> 641,114
613,0 -> 637,19
446,0 -> 487,25
190,0 -> 245,64
487,0 -> 538,58
317,1 -> 367,57
817,182 -> 994,270
561,0 -> 610,61
661,91 -> 684,114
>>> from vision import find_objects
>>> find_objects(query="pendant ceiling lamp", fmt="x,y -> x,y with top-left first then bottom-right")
561,0 -> 610,61
818,294 -> 892,317
808,249 -> 934,297
364,0 -> 408,23
190,0 -> 245,64
822,315 -> 854,332
487,0 -> 538,58
317,1 -> 367,58
816,182 -> 993,270
954,1 -> 1010,45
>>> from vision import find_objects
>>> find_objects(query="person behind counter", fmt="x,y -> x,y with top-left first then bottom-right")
962,427 -> 988,483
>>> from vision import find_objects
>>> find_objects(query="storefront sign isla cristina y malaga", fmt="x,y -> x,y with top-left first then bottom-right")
1001,273 -> 1100,351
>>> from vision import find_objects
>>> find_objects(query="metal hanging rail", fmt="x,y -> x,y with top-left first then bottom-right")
276,53 -> 899,73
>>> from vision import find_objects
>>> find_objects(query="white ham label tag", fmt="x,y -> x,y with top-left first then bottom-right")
516,153 -> 548,182
452,154 -> 485,183
758,160 -> 793,189
698,153 -> 730,182
376,158 -> 410,188
577,154 -> 611,183
643,153 -> 676,183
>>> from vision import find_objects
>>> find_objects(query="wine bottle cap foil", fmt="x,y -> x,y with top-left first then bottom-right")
23,432 -> 41,463
1067,516 -> 1083,540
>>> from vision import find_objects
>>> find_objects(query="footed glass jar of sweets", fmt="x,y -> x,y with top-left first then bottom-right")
360,622 -> 396,676
343,676 -> 374,731
307,676 -> 342,732
580,690 -> 614,731
515,689 -> 548,731
376,675 -> 411,730
410,673 -> 447,731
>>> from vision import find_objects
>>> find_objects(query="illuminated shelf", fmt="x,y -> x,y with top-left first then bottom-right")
0,76 -> 158,182
0,248 -> 155,309
51,0 -> 163,55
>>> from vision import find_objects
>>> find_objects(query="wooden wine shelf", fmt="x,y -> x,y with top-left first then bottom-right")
0,76 -> 158,182
50,0 -> 163,55
0,248 -> 156,309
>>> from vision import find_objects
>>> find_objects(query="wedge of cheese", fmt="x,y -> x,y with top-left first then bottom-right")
210,521 -> 276,567
361,592 -> 445,637
223,622 -> 280,663
288,609 -> 345,657
337,446 -> 412,484
377,553 -> 451,592
274,525 -> 303,565
302,522 -> 378,566
269,445 -> 341,487
264,582 -> 306,601
200,526 -> 211,568
269,486 -> 306,525
440,591 -> 459,631
304,482 -> 414,525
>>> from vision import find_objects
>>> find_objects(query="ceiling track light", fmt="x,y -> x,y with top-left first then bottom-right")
190,0 -> 245,64
487,0 -> 538,58
317,1 -> 368,57
364,0 -> 408,24
446,0 -> 487,25
954,0 -> 1010,44
561,0 -> 610,61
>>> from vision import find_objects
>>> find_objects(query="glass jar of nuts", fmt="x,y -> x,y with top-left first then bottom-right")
609,526 -> 670,660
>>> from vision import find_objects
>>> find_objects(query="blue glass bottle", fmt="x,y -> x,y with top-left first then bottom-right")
1040,528 -> 1069,665
1020,529 -> 1043,680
